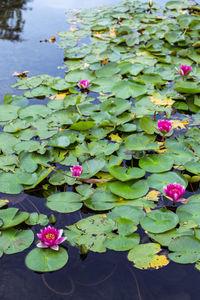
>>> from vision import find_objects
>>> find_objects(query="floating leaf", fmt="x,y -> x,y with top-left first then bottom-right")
84,190 -> 118,211
109,165 -> 145,181
104,234 -> 140,251
25,247 -> 68,272
108,205 -> 145,224
168,236 -> 200,264
107,179 -> 149,199
0,208 -> 29,229
140,208 -> 179,233
139,154 -> 174,173
128,243 -> 169,270
0,229 -> 34,254
46,192 -> 82,213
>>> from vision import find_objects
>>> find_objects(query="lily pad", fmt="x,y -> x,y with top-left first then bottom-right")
104,234 -> 140,251
46,192 -> 82,213
128,243 -> 169,270
140,208 -> 179,233
84,190 -> 118,211
0,208 -> 29,229
0,229 -> 34,254
107,205 -> 145,224
112,80 -> 147,99
25,247 -> 68,272
139,154 -> 174,173
109,165 -> 145,181
168,236 -> 200,264
174,82 -> 200,94
107,179 -> 149,199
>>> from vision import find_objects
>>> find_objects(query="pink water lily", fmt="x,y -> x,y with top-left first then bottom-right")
163,183 -> 186,203
78,80 -> 90,89
177,65 -> 192,78
37,226 -> 67,251
158,120 -> 172,134
71,165 -> 82,177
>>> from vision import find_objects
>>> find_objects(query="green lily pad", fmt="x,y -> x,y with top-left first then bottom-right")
125,134 -> 158,151
0,105 -> 19,122
168,236 -> 200,264
25,213 -> 49,226
107,205 -> 145,224
139,116 -> 155,134
25,247 -> 68,272
46,192 -> 82,213
107,179 -> 149,199
116,217 -> 137,236
0,229 -> 34,254
109,165 -> 145,181
66,214 -> 116,253
184,161 -> 200,175
0,208 -> 29,229
139,154 -> 174,173
176,203 -> 200,225
82,158 -> 105,178
140,208 -> 179,233
174,82 -> 200,94
112,80 -> 147,99
104,234 -> 140,251
166,1 -> 190,10
84,190 -> 118,211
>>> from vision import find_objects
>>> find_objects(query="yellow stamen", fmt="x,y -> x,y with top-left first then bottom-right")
45,233 -> 55,240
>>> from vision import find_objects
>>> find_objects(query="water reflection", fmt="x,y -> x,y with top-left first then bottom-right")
0,0 -> 32,41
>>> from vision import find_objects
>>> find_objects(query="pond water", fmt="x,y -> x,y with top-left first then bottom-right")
0,0 -> 200,299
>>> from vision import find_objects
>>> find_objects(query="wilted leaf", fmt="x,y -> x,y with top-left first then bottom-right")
12,71 -> 29,78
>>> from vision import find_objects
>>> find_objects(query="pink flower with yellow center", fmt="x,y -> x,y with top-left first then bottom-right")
78,80 -> 90,89
163,183 -> 186,202
177,65 -> 192,77
37,226 -> 67,251
71,165 -> 82,177
157,120 -> 172,134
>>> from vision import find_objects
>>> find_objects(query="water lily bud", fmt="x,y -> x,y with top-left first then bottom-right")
71,165 -> 83,177
177,65 -> 192,77
79,244 -> 88,254
157,120 -> 172,134
78,80 -> 90,89
149,0 -> 153,8
49,214 -> 57,224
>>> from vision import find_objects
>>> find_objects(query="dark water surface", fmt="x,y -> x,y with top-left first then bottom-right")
0,0 -> 200,299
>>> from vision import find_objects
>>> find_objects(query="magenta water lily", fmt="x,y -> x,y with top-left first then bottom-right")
71,165 -> 83,177
163,183 -> 186,203
78,80 -> 90,89
37,226 -> 67,251
177,65 -> 192,78
158,120 -> 172,134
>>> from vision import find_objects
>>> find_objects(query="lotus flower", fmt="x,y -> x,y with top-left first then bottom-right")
158,120 -> 172,134
177,65 -> 192,77
37,226 -> 67,251
78,80 -> 90,89
71,165 -> 82,177
163,183 -> 186,202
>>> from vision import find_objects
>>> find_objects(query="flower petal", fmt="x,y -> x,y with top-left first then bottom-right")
56,237 -> 67,244
50,244 -> 59,251
37,242 -> 48,248
58,229 -> 63,239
